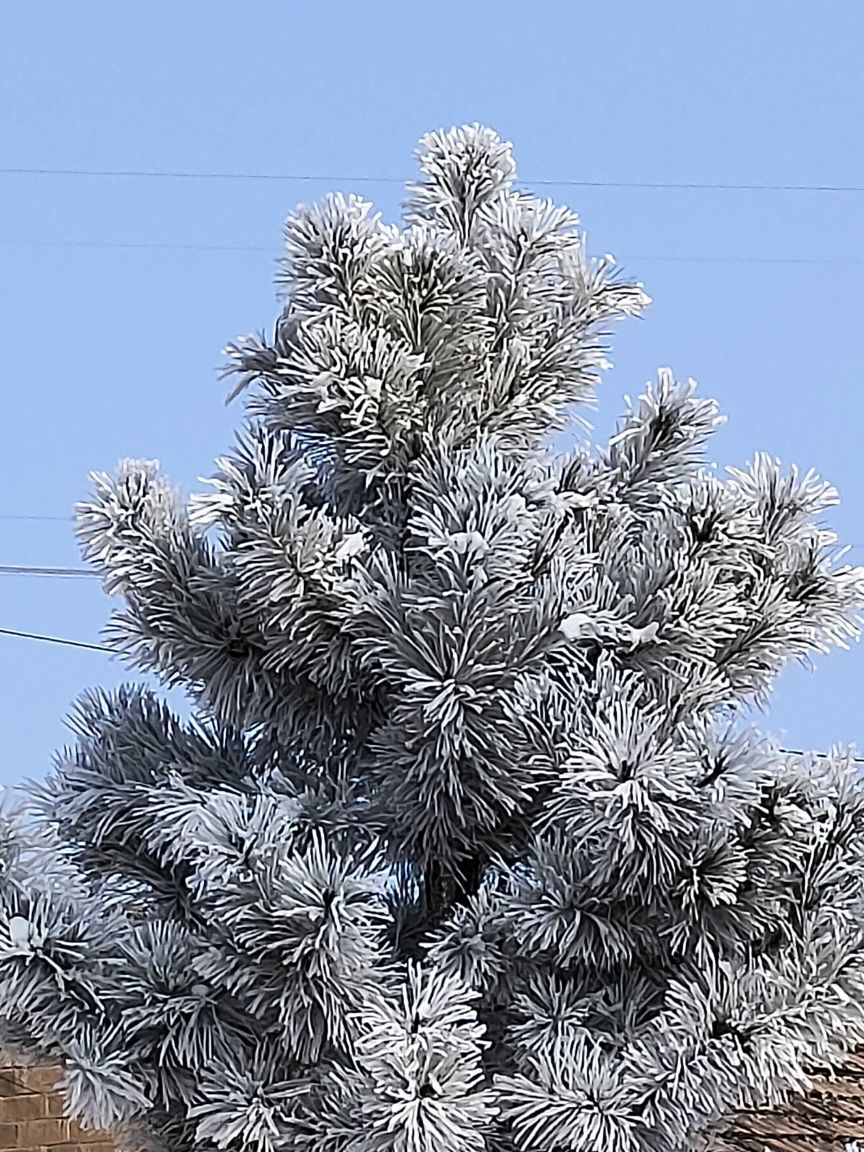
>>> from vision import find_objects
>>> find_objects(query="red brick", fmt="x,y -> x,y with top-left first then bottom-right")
64,1123 -> 100,1143
0,1054 -> 115,1152
0,1076 -> 22,1099
0,1072 -> 28,1097
18,1119 -> 70,1146
12,1071 -> 59,1098
54,1144 -> 116,1152
0,1096 -> 45,1123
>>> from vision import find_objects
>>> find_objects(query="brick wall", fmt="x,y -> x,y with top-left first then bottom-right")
0,1057 -> 115,1152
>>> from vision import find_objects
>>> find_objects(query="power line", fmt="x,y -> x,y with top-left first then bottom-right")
1,624 -> 861,762
760,748 -> 864,765
0,513 -> 73,523
0,564 -> 96,579
0,166 -> 409,185
0,238 -> 273,254
9,510 -> 864,548
3,544 -> 864,584
3,165 -> 863,264
4,165 -> 864,195
0,626 -> 109,653
631,254 -> 864,267
1,237 -> 863,267
4,510 -> 864,540
2,550 -> 864,583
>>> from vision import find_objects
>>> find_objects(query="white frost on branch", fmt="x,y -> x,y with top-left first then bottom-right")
2,123 -> 864,1152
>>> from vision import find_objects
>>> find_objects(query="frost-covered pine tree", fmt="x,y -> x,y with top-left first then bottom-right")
3,125 -> 864,1152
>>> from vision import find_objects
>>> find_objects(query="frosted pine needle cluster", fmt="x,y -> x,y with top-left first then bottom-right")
3,125 -> 864,1152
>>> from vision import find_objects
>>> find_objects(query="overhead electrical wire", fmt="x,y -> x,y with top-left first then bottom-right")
0,238 -> 275,254
3,543 -> 864,583
0,513 -> 73,522
0,237 -> 860,266
12,512 -> 864,543
2,540 -> 864,582
0,625 -> 109,653
0,623 -> 860,762
4,165 -> 864,194
2,164 -> 864,264
0,564 -> 97,579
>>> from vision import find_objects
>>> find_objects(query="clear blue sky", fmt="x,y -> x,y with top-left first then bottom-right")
2,1 -> 864,785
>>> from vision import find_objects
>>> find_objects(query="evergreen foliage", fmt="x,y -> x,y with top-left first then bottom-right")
3,125 -> 864,1152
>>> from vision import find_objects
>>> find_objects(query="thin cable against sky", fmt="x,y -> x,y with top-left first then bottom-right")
0,565 -> 97,579
0,513 -> 73,522
6,165 -> 864,194
3,164 -> 864,263
2,550 -> 864,581
0,238 -> 862,266
2,620 -> 861,761
0,626 -> 109,653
